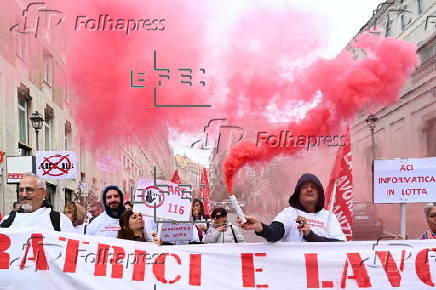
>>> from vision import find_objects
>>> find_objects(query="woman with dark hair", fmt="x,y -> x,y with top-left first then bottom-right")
117,210 -> 147,241
191,198 -> 209,221
117,210 -> 167,245
191,198 -> 210,243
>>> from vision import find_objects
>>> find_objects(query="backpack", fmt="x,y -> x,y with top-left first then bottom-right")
0,210 -> 61,231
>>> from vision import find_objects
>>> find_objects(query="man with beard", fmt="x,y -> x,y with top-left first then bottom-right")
0,173 -> 74,232
86,185 -> 126,237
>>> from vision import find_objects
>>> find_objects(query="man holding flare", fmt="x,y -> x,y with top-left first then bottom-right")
239,173 -> 346,242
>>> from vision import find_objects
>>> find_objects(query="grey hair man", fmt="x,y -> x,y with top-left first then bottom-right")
0,173 -> 74,232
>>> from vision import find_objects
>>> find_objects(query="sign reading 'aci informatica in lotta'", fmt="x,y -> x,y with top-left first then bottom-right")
373,157 -> 436,204
35,151 -> 78,179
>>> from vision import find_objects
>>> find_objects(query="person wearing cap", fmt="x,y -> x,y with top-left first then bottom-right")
240,173 -> 346,242
204,207 -> 245,243
86,185 -> 126,237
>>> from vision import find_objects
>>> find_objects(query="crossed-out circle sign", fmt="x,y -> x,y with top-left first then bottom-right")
141,185 -> 165,208
38,154 -> 73,177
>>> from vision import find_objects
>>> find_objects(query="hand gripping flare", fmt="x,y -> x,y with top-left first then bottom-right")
229,193 -> 247,224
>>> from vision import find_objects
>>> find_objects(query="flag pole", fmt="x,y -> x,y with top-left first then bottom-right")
326,178 -> 338,236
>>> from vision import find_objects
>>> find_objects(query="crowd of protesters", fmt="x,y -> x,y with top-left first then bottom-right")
0,172 -> 434,244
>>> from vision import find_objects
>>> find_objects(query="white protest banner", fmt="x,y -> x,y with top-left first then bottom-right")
160,223 -> 193,243
6,156 -> 34,183
133,178 -> 192,220
1,228 -> 436,289
374,157 -> 436,203
35,151 -> 78,179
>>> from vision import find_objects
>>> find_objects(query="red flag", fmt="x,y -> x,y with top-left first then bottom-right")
324,127 -> 353,241
0,151 -> 4,164
171,169 -> 181,184
199,168 -> 211,216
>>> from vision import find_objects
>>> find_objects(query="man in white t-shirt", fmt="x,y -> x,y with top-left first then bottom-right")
0,173 -> 75,232
240,173 -> 346,242
86,185 -> 126,237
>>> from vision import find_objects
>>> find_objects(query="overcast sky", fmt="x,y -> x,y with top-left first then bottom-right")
169,0 -> 383,167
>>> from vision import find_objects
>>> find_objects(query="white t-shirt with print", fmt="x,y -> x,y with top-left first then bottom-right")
85,211 -> 120,237
273,207 -> 346,242
3,207 -> 75,232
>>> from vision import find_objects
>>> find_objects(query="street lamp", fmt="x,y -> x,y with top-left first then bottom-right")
366,113 -> 378,160
30,111 -> 44,151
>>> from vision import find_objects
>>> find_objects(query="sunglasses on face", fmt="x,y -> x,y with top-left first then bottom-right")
18,187 -> 43,194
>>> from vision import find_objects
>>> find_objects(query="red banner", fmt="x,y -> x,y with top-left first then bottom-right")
0,151 -> 4,164
324,127 -> 353,241
199,168 -> 211,216
171,169 -> 181,184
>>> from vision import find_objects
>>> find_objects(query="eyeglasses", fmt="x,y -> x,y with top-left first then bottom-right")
18,187 -> 43,194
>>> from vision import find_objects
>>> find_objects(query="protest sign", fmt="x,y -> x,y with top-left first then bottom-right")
374,157 -> 436,203
160,223 -> 193,243
133,178 -> 192,221
35,151 -> 78,179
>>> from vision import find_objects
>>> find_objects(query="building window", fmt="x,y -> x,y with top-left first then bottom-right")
44,119 -> 51,150
43,50 -> 53,87
385,15 -> 391,37
65,121 -> 72,150
17,85 -> 31,145
419,40 -> 436,63
46,183 -> 57,209
44,106 -> 54,151
18,97 -> 29,144
245,166 -> 254,177
425,118 -> 436,156
400,14 -> 406,31
417,0 -> 423,14
16,34 -> 27,59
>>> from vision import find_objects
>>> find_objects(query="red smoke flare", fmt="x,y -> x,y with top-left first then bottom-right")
223,33 -> 417,192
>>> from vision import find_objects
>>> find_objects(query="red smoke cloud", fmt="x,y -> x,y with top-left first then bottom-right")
57,0 -> 325,149
223,33 -> 417,191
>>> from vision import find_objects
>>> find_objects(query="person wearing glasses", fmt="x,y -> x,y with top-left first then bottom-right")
0,173 -> 74,232
204,207 -> 245,243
